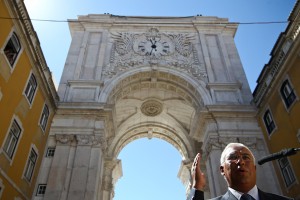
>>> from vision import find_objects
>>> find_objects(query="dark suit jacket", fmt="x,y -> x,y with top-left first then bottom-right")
192,189 -> 293,200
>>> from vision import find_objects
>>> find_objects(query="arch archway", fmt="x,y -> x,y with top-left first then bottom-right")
104,69 -> 211,158
100,69 -> 210,199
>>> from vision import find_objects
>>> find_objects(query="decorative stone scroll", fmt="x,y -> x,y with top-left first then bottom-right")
55,134 -> 75,145
103,28 -> 207,81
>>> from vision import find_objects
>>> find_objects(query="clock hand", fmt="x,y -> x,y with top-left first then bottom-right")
150,38 -> 154,45
152,39 -> 157,49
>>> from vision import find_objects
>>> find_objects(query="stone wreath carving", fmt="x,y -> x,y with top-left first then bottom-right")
103,28 -> 207,81
140,99 -> 163,116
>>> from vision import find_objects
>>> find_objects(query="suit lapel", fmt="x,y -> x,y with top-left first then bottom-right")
221,190 -> 238,200
258,189 -> 267,200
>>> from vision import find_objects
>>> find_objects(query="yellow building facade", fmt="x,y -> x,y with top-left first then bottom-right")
253,1 -> 300,199
1,0 -> 300,199
0,0 -> 58,199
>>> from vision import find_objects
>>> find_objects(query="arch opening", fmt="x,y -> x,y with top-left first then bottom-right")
108,124 -> 193,160
113,138 -> 187,200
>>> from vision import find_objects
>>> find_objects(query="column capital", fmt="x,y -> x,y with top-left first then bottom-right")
93,135 -> 108,152
203,136 -> 264,156
71,134 -> 107,150
56,134 -> 75,145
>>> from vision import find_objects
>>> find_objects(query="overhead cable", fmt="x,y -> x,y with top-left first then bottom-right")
0,16 -> 290,25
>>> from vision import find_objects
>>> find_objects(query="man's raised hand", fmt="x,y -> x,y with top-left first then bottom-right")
191,153 -> 206,191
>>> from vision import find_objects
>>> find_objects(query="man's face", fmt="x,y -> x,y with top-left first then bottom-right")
220,145 -> 256,193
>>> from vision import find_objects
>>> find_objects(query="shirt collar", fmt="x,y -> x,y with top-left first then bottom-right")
228,185 -> 259,200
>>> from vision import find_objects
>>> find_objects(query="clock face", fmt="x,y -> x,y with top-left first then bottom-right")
134,36 -> 174,57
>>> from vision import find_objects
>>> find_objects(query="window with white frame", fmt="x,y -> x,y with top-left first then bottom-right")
3,32 -> 21,67
24,73 -> 37,104
278,157 -> 296,187
280,80 -> 296,109
46,147 -> 55,157
3,119 -> 22,159
40,104 -> 49,131
36,184 -> 47,196
263,109 -> 276,135
24,148 -> 37,182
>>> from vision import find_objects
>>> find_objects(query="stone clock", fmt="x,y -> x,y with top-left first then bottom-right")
133,28 -> 175,57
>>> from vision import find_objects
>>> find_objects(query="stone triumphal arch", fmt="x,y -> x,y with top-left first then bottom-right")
35,15 -> 282,200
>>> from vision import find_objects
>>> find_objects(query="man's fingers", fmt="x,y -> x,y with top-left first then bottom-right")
191,153 -> 201,173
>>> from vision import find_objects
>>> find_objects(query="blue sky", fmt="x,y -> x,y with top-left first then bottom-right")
24,1 -> 295,200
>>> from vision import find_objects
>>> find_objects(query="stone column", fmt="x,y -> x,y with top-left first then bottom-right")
84,134 -> 105,200
178,159 -> 195,199
66,135 -> 105,200
203,137 -> 226,197
43,133 -> 107,200
66,135 -> 92,200
178,160 -> 192,196
178,157 -> 212,199
101,158 -> 122,200
44,134 -> 76,200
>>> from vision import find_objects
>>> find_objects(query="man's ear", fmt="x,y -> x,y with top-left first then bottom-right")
220,165 -> 225,175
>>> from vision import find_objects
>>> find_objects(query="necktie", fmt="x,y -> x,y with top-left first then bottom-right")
240,193 -> 255,200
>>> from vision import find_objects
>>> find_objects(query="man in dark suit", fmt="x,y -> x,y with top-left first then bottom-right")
190,143 -> 293,200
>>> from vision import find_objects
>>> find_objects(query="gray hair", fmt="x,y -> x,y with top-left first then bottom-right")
220,143 -> 255,164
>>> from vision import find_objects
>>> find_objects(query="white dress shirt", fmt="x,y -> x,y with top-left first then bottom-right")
228,185 -> 259,200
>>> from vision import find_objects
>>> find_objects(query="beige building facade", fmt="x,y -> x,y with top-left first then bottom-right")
34,15 -> 282,199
